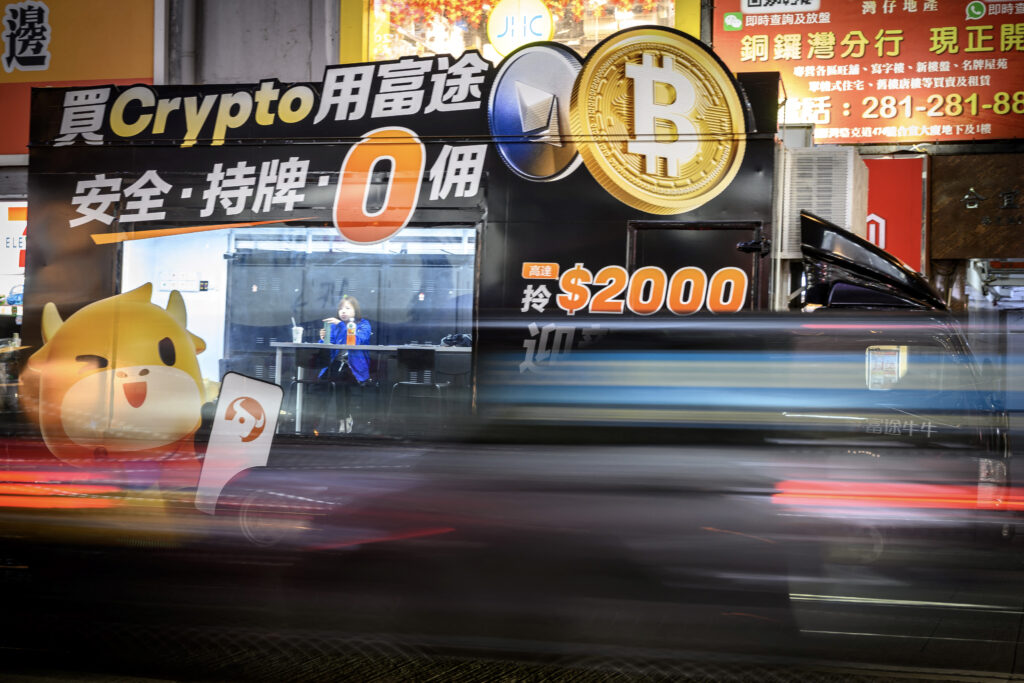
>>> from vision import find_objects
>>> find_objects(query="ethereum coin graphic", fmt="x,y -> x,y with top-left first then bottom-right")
488,44 -> 582,182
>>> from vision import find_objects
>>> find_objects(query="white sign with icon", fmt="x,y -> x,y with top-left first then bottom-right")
0,202 -> 26,275
741,0 -> 821,13
0,202 -> 27,308
195,372 -> 282,514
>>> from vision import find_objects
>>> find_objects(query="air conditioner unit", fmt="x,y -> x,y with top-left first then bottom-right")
776,146 -> 868,259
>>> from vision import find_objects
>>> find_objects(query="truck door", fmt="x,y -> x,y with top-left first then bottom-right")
626,222 -> 766,313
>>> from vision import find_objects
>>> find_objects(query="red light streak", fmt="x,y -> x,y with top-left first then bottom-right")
0,473 -> 123,508
0,496 -> 118,509
0,470 -> 112,483
773,480 -> 1024,511
0,483 -> 121,496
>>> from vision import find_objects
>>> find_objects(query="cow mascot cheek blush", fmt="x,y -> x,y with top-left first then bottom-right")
19,283 -> 209,488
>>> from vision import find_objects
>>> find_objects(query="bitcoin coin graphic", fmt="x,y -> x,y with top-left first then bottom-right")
489,44 -> 582,182
569,27 -> 747,214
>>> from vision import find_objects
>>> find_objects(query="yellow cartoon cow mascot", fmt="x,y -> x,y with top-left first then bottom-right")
20,283 -> 209,488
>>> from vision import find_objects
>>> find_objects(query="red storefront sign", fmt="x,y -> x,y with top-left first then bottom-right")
864,156 -> 926,273
713,0 -> 1024,144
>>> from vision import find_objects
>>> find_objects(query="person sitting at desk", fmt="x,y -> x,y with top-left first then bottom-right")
317,295 -> 372,433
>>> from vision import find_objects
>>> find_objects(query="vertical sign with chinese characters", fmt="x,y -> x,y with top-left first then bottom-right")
0,0 -> 153,155
714,0 -> 1024,144
2,0 -> 50,72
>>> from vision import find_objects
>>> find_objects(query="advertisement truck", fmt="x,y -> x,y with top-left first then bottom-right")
9,25 -> 1011,552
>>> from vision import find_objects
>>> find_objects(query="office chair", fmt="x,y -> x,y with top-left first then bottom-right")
388,347 -> 450,432
282,356 -> 346,434
434,350 -> 472,417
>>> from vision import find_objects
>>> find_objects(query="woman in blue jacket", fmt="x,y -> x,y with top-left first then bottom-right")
317,295 -> 372,432
319,294 -> 371,382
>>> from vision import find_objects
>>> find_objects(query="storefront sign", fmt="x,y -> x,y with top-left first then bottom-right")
714,0 -> 1024,144
487,0 -> 554,56
930,152 -> 1024,258
0,201 -> 25,308
864,156 -> 926,273
0,0 -> 154,155
0,202 -> 25,274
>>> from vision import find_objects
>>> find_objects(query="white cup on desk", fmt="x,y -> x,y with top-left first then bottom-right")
291,326 -> 303,343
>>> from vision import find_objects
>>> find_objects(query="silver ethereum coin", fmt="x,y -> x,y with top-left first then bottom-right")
488,43 -> 582,182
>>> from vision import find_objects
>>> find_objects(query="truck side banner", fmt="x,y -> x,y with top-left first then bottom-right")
27,26 -> 778,412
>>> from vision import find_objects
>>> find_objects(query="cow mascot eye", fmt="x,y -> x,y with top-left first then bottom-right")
158,337 -> 176,366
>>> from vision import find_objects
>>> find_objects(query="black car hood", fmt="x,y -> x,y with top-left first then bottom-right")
800,211 -> 946,311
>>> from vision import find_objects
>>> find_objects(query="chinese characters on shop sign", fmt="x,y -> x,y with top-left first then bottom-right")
49,52 -> 493,238
716,0 -> 1024,143
2,0 -> 50,73
53,52 -> 490,148
67,149 -> 487,231
960,185 -> 1023,226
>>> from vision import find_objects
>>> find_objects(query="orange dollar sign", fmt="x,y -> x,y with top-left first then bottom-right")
557,263 -> 593,316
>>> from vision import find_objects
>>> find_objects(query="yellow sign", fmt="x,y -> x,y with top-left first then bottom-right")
569,28 -> 747,215
487,0 -> 554,57
0,0 -> 154,155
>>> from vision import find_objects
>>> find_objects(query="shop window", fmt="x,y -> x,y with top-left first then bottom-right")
372,1 -> 676,63
122,224 -> 477,436
124,224 -> 476,373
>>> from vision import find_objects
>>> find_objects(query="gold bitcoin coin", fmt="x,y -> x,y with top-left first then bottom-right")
570,28 -> 747,215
